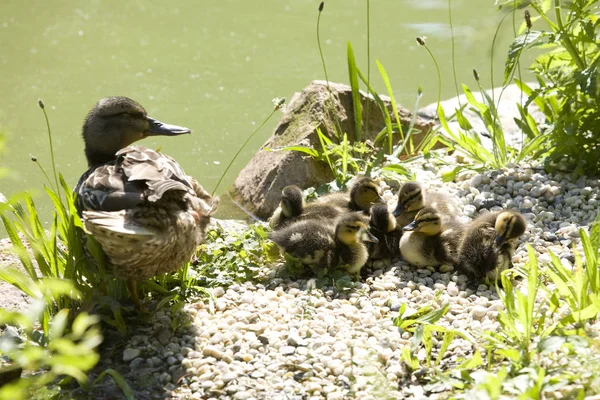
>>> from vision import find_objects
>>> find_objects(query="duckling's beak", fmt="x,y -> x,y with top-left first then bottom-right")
403,220 -> 418,231
495,235 -> 506,245
392,203 -> 404,217
362,230 -> 379,243
147,117 -> 191,136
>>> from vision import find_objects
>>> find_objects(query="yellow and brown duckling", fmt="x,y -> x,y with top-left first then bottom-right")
457,210 -> 526,281
314,176 -> 384,214
392,181 -> 462,229
399,207 -> 464,268
368,203 -> 402,261
269,185 -> 345,230
75,97 -> 218,309
269,213 -> 378,279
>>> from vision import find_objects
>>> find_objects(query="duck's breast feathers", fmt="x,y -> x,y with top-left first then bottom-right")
76,145 -> 198,213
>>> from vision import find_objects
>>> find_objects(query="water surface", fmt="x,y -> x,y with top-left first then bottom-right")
0,0 -> 530,225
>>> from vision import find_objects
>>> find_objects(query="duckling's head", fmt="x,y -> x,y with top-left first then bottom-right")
402,206 -> 441,236
83,97 -> 191,167
393,182 -> 424,216
350,177 -> 383,211
280,185 -> 304,218
494,211 -> 526,244
336,214 -> 379,246
370,203 -> 396,233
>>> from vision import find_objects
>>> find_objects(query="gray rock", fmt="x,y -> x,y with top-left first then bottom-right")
231,80 -> 435,219
123,348 -> 141,362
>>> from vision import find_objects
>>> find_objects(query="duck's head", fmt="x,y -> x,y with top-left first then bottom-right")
280,185 -> 304,218
336,214 -> 379,246
392,182 -> 424,216
403,206 -> 441,236
350,177 -> 383,211
370,203 -> 396,233
82,97 -> 191,167
494,211 -> 526,244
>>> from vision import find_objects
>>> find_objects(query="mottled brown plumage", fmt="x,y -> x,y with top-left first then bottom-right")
457,210 -> 526,281
75,97 -> 218,308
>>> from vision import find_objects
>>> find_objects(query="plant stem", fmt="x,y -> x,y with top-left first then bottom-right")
448,0 -> 460,106
33,159 -> 53,188
422,43 -> 442,110
317,3 -> 330,87
554,0 -> 586,69
365,0 -> 371,139
39,102 -> 60,200
211,103 -> 283,196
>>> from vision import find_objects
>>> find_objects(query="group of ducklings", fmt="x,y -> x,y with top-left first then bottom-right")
269,178 -> 527,283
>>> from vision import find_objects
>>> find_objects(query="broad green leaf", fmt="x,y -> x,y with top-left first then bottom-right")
347,42 -> 362,142
504,31 -> 543,85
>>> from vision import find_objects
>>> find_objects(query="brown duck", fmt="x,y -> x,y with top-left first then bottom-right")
75,97 -> 218,308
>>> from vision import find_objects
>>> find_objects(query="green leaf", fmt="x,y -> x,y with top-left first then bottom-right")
377,60 -> 406,150
347,42 -> 363,142
90,369 -> 135,399
504,31 -> 543,85
278,146 -> 320,157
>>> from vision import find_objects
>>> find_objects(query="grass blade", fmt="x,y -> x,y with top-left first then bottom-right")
347,42 -> 363,142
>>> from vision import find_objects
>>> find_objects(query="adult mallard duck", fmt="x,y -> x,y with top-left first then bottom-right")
457,210 -> 526,281
392,181 -> 462,229
75,97 -> 218,309
269,213 -> 378,279
399,207 -> 464,268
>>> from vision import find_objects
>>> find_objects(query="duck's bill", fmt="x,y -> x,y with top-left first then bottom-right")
495,235 -> 506,245
362,230 -> 379,243
392,204 -> 404,217
403,220 -> 418,231
147,117 -> 191,136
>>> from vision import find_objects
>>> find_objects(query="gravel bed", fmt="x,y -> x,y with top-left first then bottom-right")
3,157 -> 599,399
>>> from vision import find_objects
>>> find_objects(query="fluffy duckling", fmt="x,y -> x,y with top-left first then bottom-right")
457,210 -> 526,281
269,213 -> 378,279
314,176 -> 383,214
369,203 -> 401,261
269,185 -> 304,230
399,207 -> 463,268
269,185 -> 345,230
76,97 -> 218,309
392,181 -> 462,228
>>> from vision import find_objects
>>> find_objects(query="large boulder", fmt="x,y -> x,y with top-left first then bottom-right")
230,80 -> 435,219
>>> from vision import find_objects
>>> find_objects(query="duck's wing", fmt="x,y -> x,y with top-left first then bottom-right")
76,145 -> 197,213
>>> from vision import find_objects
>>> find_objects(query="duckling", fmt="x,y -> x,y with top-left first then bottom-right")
269,213 -> 378,279
314,176 -> 383,214
399,207 -> 463,268
368,203 -> 401,261
270,185 -> 304,230
392,181 -> 462,229
269,185 -> 345,230
75,97 -> 218,309
457,210 -> 526,281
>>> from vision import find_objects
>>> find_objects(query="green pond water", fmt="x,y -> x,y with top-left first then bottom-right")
0,0 -> 531,227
